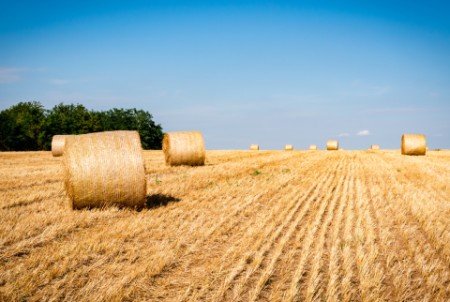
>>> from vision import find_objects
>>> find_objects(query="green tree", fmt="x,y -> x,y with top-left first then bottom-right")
99,108 -> 163,149
0,101 -> 45,151
1,102 -> 163,151
40,103 -> 98,149
134,109 -> 163,149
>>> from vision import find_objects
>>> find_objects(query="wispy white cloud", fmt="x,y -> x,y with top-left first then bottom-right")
368,107 -> 422,114
338,80 -> 391,97
428,91 -> 439,98
0,68 -> 27,83
48,78 -> 69,85
357,130 -> 370,136
0,67 -> 47,84
338,133 -> 350,137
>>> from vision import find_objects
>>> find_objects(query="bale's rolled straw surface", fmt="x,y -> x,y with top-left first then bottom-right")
326,140 -> 339,151
250,144 -> 259,151
163,131 -> 205,166
51,135 -> 68,157
370,144 -> 380,150
285,144 -> 293,151
63,131 -> 146,209
309,144 -> 317,150
401,134 -> 426,156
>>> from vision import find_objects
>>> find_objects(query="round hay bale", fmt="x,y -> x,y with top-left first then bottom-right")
285,144 -> 293,151
326,140 -> 339,151
63,131 -> 146,209
370,144 -> 380,150
309,144 -> 317,150
250,144 -> 259,151
401,134 -> 426,156
162,131 -> 205,166
51,135 -> 69,157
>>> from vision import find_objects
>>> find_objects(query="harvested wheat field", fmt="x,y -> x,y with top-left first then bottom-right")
0,150 -> 449,302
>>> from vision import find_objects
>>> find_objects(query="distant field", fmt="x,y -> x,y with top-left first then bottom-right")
0,150 -> 449,301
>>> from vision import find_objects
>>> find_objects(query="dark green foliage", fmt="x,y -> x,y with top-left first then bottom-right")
40,103 -> 98,150
0,101 -> 163,151
0,102 -> 45,151
96,108 -> 163,149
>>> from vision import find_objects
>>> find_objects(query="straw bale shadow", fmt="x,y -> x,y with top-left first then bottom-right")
145,194 -> 181,209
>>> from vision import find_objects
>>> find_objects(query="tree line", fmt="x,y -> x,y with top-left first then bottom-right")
0,101 -> 164,151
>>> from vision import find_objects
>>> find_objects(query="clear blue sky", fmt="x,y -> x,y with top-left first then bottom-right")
1,1 -> 449,149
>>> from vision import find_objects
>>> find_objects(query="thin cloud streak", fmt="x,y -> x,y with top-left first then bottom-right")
0,67 -> 47,84
367,107 -> 423,114
357,130 -> 370,136
0,67 -> 27,83
338,133 -> 350,137
338,80 -> 391,97
48,79 -> 69,85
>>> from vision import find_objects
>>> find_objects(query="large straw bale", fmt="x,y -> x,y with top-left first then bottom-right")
63,131 -> 146,209
163,131 -> 205,166
51,135 -> 69,157
250,144 -> 259,151
401,134 -> 426,156
370,144 -> 380,150
309,144 -> 317,150
326,140 -> 339,151
285,144 -> 293,151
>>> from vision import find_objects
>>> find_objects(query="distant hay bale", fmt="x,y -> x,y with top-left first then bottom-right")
326,140 -> 339,151
309,144 -> 317,150
285,144 -> 293,151
51,135 -> 69,157
163,131 -> 205,166
401,134 -> 426,156
250,144 -> 259,151
63,131 -> 146,209
370,144 -> 380,150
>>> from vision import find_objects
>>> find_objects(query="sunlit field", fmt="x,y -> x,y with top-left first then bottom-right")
0,150 -> 449,301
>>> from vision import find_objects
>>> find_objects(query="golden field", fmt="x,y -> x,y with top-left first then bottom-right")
0,150 -> 449,301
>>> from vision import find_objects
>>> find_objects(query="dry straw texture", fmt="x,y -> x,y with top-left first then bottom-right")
51,135 -> 68,157
63,131 -> 146,209
326,140 -> 339,151
309,144 -> 317,150
250,144 -> 260,151
163,131 -> 205,166
401,134 -> 426,156
371,145 -> 380,150
2,150 -> 450,300
285,144 -> 293,151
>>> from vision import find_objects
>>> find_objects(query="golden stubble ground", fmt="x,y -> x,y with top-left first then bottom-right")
0,150 -> 449,301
